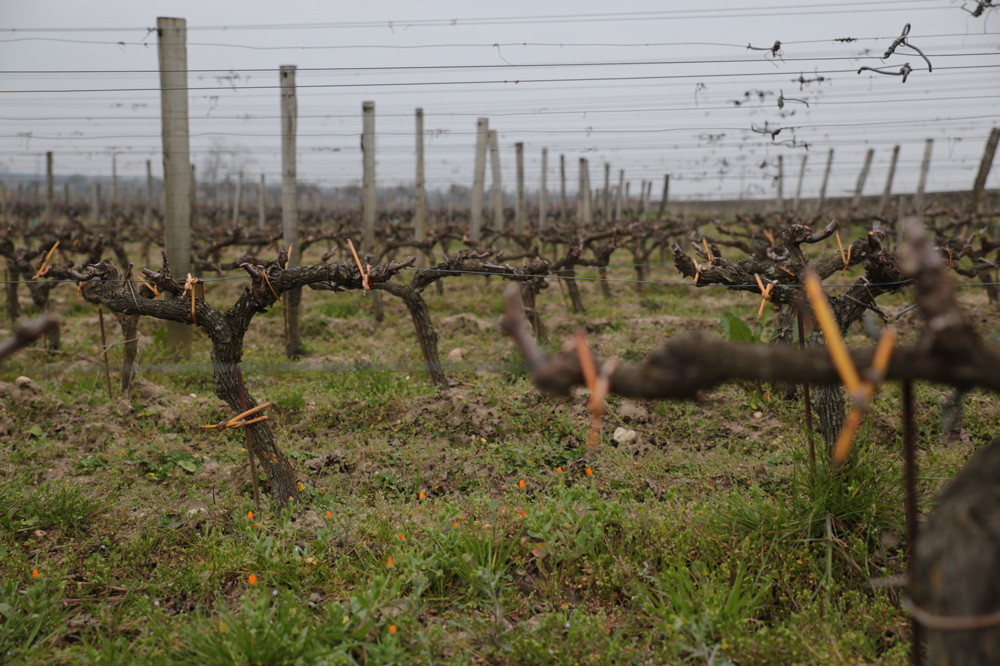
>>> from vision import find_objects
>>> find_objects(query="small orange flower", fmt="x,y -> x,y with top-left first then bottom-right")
556,466 -> 563,473
247,573 -> 258,585
247,511 -> 254,520
518,479 -> 526,489
458,515 -> 466,520
585,468 -> 593,476
31,568 -> 39,579
386,555 -> 394,567
325,510 -> 333,519
418,491 -> 426,500
396,532 -> 405,541
388,625 -> 398,634
518,509 -> 527,518
453,521 -> 460,528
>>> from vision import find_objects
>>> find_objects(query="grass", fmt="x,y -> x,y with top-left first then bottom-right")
0,244 -> 997,663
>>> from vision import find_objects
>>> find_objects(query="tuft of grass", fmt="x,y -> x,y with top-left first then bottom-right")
704,442 -> 904,585
0,478 -> 102,538
0,579 -> 68,662
637,560 -> 771,663
172,578 -> 413,665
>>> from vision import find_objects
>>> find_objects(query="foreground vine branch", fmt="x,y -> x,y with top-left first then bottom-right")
0,314 -> 59,363
501,223 -> 1000,401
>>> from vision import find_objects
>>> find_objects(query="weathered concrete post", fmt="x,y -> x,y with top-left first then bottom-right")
488,130 -> 503,230
815,148 -> 834,214
281,65 -> 302,356
878,144 -> 900,218
851,148 -> 875,210
969,127 -> 1000,216
414,108 -> 427,246
538,147 -> 548,231
515,142 -> 525,235
469,118 -> 488,244
156,16 -> 192,351
914,139 -> 933,223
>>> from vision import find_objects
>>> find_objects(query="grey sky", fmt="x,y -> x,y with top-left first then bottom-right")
1,0 -> 998,201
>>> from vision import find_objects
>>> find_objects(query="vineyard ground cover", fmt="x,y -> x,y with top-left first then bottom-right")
1,236 -> 998,663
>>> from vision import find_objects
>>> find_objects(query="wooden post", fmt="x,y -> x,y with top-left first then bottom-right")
657,174 -> 670,219
969,127 -> 1000,216
815,148 -> 834,214
360,100 -> 383,322
110,153 -> 118,213
280,65 -> 302,356
852,148 -> 875,210
189,163 -> 197,223
91,183 -> 101,226
878,145 -> 900,218
578,158 -> 592,226
469,118 -> 488,244
775,155 -> 784,212
488,130 -> 503,230
231,171 -> 243,226
538,148 -> 548,231
559,154 -> 567,221
914,139 -> 933,223
144,159 -> 154,226
257,174 -> 266,229
793,154 -> 808,212
362,101 -> 377,251
157,17 -> 192,351
414,108 -> 427,244
615,169 -> 624,220
515,141 -> 525,235
603,163 -> 611,221
44,152 -> 54,226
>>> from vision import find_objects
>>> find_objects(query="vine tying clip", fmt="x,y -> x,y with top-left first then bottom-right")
575,331 -> 618,453
804,272 -> 897,465
182,273 -> 204,325
754,274 -> 776,318
32,241 -> 60,279
347,239 -> 371,291
200,402 -> 273,432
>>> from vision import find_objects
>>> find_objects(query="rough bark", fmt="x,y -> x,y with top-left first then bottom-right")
557,268 -> 585,314
813,384 -> 846,448
910,438 -> 1000,664
114,312 -> 140,395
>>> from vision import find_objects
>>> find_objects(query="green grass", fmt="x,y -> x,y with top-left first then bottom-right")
0,243 -> 996,663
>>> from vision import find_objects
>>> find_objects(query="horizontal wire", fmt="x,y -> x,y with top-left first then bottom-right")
5,90 -> 1000,123
4,268 -> 996,291
2,63 -> 997,95
1,67 -> 987,105
4,51 -> 996,76
6,113 -> 993,142
0,1 -> 950,33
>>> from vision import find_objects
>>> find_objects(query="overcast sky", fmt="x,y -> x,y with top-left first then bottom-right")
1,0 -> 998,201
